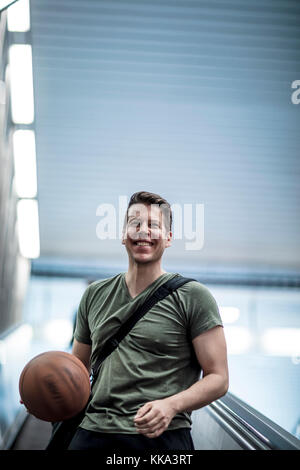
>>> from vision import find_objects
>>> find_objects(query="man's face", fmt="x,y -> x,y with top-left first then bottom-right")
122,203 -> 172,265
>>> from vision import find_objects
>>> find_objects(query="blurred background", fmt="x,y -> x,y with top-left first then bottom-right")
0,0 -> 299,450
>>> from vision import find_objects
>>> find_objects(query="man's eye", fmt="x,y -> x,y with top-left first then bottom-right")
129,220 -> 139,226
150,223 -> 159,228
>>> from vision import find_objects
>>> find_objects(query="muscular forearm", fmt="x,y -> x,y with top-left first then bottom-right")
134,373 -> 228,438
166,373 -> 229,414
135,326 -> 229,438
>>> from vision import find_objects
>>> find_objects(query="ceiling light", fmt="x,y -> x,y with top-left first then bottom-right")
43,319 -> 74,349
0,324 -> 33,365
0,1 -> 18,12
7,0 -> 30,31
224,326 -> 252,355
17,198 -> 40,258
9,44 -> 34,124
219,306 -> 240,324
261,328 -> 300,357
13,129 -> 37,198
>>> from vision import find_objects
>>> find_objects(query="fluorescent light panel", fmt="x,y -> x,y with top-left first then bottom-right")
220,306 -> 240,324
7,0 -> 30,31
0,0 -> 17,11
43,319 -> 74,348
17,198 -> 40,258
13,129 -> 37,197
224,326 -> 252,355
0,324 -> 33,365
9,44 -> 34,124
261,328 -> 300,357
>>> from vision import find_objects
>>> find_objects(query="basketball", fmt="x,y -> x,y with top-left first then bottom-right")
19,350 -> 91,422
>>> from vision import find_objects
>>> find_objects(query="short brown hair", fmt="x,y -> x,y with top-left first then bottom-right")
126,191 -> 172,231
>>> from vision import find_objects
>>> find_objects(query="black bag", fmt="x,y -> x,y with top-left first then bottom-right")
46,275 -> 195,450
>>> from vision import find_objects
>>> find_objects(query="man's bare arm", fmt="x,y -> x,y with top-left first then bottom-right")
167,325 -> 229,413
134,325 -> 229,438
72,339 -> 92,374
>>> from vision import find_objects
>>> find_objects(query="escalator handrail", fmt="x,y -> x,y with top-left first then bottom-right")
209,392 -> 300,450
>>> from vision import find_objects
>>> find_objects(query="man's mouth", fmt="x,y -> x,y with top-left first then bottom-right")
133,241 -> 154,246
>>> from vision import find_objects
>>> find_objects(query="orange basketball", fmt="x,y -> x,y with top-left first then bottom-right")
19,350 -> 91,422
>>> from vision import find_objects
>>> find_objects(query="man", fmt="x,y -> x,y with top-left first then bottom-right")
68,191 -> 228,450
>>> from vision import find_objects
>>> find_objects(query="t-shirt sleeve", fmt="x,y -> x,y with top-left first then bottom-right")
74,285 -> 93,345
182,281 -> 223,340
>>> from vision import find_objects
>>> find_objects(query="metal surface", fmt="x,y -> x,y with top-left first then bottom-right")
25,0 -> 300,273
209,392 -> 300,450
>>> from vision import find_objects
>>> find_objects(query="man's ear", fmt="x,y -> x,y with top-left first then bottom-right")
165,231 -> 172,248
121,217 -> 127,245
121,228 -> 127,245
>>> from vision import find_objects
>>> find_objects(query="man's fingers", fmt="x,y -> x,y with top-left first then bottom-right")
136,425 -> 163,436
134,399 -> 174,438
135,422 -> 163,437
134,402 -> 152,419
143,425 -> 165,438
135,414 -> 161,430
134,409 -> 158,426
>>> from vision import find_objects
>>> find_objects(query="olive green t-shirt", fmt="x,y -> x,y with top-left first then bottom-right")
74,272 -> 223,434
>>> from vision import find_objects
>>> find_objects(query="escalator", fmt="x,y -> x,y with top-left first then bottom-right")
9,392 -> 300,450
191,392 -> 300,450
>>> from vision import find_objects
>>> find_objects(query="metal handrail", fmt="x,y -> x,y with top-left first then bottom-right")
208,392 -> 300,450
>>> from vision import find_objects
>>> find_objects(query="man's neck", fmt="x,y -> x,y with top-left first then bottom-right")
125,264 -> 167,299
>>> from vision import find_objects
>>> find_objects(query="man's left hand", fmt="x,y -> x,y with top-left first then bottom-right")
134,398 -> 177,438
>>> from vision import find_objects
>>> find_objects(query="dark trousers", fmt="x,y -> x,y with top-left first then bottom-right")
68,427 -> 194,450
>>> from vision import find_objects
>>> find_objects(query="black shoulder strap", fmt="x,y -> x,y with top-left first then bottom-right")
45,275 -> 196,449
90,275 -> 196,383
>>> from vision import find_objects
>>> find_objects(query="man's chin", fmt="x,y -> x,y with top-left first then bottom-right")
132,255 -> 153,264
129,252 -> 159,265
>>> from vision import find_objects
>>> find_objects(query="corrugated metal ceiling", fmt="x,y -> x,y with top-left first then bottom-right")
29,0 -> 300,273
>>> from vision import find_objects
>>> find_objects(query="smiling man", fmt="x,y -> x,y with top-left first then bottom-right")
67,191 -> 229,450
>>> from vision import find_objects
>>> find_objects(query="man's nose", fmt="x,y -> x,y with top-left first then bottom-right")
138,220 -> 149,233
